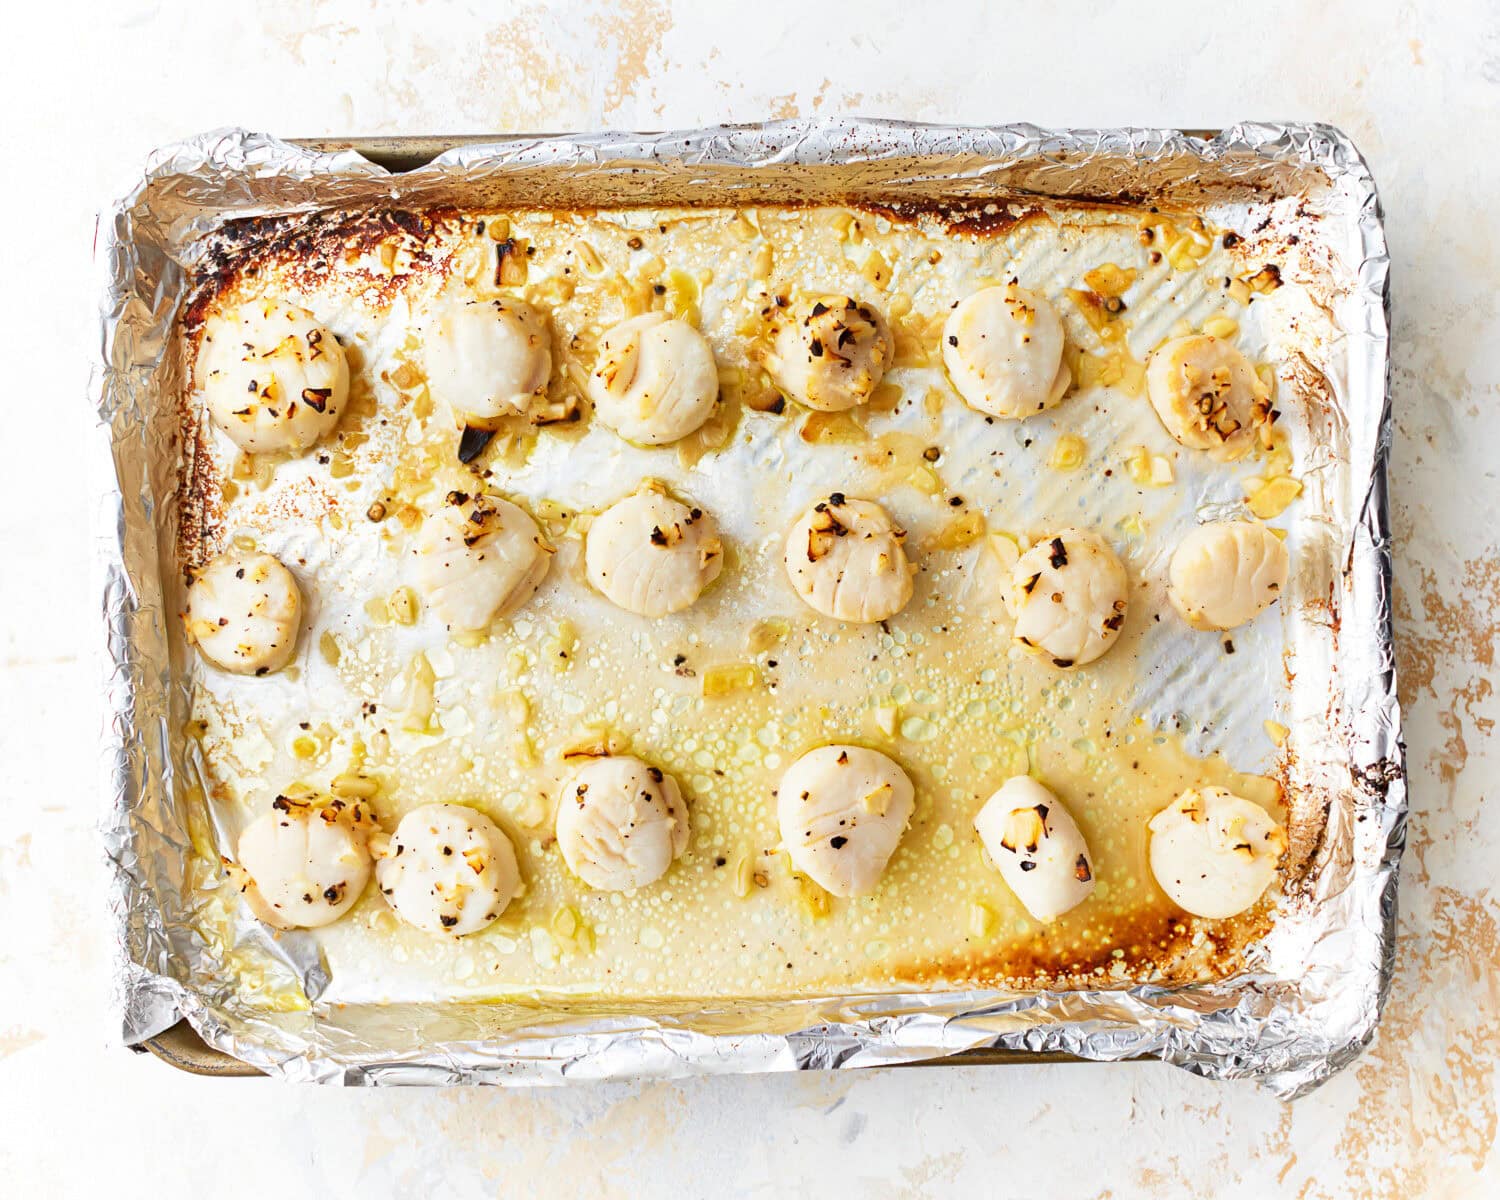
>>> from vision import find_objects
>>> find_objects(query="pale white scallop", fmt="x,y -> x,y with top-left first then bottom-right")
973,776 -> 1095,922
1145,335 -> 1273,461
584,488 -> 723,617
1006,528 -> 1128,668
942,283 -> 1071,418
232,795 -> 377,930
588,313 -> 719,445
766,295 -> 894,412
413,492 -> 552,631
1148,786 -> 1287,919
1168,520 -> 1290,631
197,298 -> 348,455
783,495 -> 913,624
422,297 -> 552,427
778,745 -> 915,898
374,804 -> 521,936
184,550 -> 302,676
556,756 -> 689,891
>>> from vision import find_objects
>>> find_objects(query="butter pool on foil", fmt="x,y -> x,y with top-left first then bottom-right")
95,121 -> 1401,1096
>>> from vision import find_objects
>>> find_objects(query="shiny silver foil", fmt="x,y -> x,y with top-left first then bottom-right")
96,120 -> 1401,1097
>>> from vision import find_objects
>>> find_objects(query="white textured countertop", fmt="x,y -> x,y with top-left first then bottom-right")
2,1 -> 1496,1195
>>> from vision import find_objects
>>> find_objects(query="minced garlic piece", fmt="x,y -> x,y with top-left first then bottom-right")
318,631 -> 341,666
1083,263 -> 1137,298
703,663 -> 758,697
1049,434 -> 1087,471
862,782 -> 894,816
907,464 -> 943,496
389,360 -> 425,391
331,773 -> 378,800
860,249 -> 891,289
545,619 -> 577,672
1247,264 -> 1284,294
987,531 -> 1021,573
733,854 -> 755,898
745,617 -> 790,655
1246,476 -> 1303,519
400,653 -> 438,735
799,410 -> 865,444
1077,348 -> 1146,395
662,268 -> 700,325
795,873 -> 832,921
575,240 -> 604,274
1125,446 -> 1174,487
931,509 -> 987,549
751,242 -> 773,280
551,905 -> 579,939
387,586 -> 419,626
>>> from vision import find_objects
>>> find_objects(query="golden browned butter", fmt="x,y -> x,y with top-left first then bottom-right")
179,201 -> 1308,1005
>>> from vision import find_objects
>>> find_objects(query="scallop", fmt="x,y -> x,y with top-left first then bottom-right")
584,487 -> 723,617
942,283 -> 1071,418
422,297 -> 552,428
197,298 -> 348,455
413,491 -> 552,631
778,745 -> 914,898
783,494 -> 913,624
556,756 -> 689,891
1148,786 -> 1287,919
1145,334 -> 1274,461
374,803 -> 521,936
1168,520 -> 1289,631
766,295 -> 894,412
184,550 -> 302,676
1006,528 -> 1128,668
973,777 -> 1095,922
231,794 -> 377,930
588,313 -> 719,445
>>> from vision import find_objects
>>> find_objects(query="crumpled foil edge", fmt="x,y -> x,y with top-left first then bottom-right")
95,119 -> 1402,1098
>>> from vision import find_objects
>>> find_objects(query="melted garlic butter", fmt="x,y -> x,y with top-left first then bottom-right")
181,202 -> 1318,1005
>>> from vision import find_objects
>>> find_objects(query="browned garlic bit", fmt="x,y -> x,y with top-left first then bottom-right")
588,313 -> 719,445
1147,786 -> 1287,919
973,776 -> 1095,922
584,487 -> 723,617
184,550 -> 302,676
374,803 -> 521,936
231,794 -> 378,930
198,298 -> 349,455
1145,334 -> 1274,461
783,494 -> 913,624
413,491 -> 553,631
1006,528 -> 1128,668
942,283 -> 1071,418
777,745 -> 915,898
556,756 -> 689,891
1168,520 -> 1289,631
766,295 -> 894,412
421,297 -> 552,429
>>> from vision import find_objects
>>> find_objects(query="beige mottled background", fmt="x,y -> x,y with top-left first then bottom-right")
1,1 -> 1495,1196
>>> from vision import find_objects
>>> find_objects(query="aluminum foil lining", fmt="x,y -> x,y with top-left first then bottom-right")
95,120 -> 1401,1097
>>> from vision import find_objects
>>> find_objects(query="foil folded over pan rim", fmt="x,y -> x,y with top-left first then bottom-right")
94,119 -> 1401,1098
